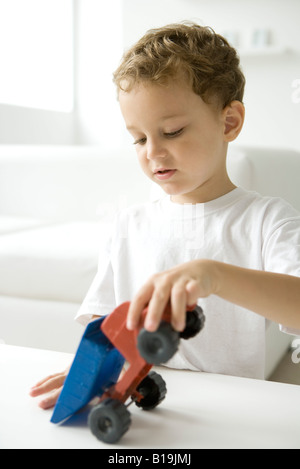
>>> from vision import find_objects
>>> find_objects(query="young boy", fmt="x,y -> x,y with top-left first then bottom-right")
30,22 -> 300,409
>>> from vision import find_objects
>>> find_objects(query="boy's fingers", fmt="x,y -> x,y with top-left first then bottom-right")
144,287 -> 170,331
186,279 -> 201,304
31,373 -> 58,388
127,282 -> 154,330
29,373 -> 66,397
170,281 -> 188,331
127,269 -> 201,332
38,388 -> 62,410
142,273 -> 174,331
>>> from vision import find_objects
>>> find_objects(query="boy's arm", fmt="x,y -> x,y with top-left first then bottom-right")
126,259 -> 300,332
213,261 -> 300,329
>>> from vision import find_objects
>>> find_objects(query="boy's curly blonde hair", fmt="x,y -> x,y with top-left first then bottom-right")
113,22 -> 245,109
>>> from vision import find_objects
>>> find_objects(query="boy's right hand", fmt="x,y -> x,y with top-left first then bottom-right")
29,367 -> 70,410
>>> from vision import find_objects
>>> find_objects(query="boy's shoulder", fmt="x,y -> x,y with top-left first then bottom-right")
240,189 -> 300,218
229,189 -> 300,239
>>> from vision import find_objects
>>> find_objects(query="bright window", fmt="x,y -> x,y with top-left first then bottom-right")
0,0 -> 74,112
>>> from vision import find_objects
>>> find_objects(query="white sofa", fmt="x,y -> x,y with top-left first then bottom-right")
0,145 -> 155,354
0,144 -> 299,378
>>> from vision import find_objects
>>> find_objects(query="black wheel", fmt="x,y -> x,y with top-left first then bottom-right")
180,306 -> 205,340
135,371 -> 167,411
88,398 -> 131,444
137,321 -> 180,365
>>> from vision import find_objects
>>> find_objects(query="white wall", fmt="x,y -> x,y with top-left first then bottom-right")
121,0 -> 300,152
73,0 -> 125,147
0,104 -> 75,145
0,0 -> 75,145
0,0 -> 125,147
0,0 -> 299,150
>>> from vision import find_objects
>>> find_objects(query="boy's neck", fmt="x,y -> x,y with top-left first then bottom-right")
170,178 -> 237,204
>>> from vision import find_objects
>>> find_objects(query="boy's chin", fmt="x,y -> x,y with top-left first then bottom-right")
151,180 -> 192,201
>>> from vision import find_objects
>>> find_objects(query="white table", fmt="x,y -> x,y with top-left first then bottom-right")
1,344 -> 300,449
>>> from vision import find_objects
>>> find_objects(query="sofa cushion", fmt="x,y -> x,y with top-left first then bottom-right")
227,145 -> 300,212
0,145 -> 154,222
0,215 -> 50,235
0,222 -> 111,304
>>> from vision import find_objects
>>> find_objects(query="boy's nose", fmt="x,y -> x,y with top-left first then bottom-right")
146,139 -> 167,160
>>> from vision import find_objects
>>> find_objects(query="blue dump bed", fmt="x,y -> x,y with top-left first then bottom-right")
51,317 -> 125,424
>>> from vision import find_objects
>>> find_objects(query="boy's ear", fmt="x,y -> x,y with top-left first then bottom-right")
222,101 -> 245,142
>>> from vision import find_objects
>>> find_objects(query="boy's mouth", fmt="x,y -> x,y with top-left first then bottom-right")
154,168 -> 177,180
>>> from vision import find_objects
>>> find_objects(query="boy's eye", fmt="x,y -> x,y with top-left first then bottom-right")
164,128 -> 184,138
133,128 -> 184,145
133,137 -> 147,145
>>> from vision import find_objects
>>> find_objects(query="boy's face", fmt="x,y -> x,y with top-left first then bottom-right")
119,78 -> 236,204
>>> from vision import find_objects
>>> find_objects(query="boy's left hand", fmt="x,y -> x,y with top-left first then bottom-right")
126,259 -> 217,332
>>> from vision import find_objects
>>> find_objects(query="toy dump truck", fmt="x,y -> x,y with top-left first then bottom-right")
51,301 -> 205,443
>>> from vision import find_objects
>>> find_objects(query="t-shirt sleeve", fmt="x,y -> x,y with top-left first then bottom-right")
74,227 -> 116,327
262,200 -> 300,335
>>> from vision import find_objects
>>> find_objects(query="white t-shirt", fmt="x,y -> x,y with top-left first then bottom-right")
75,188 -> 300,379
